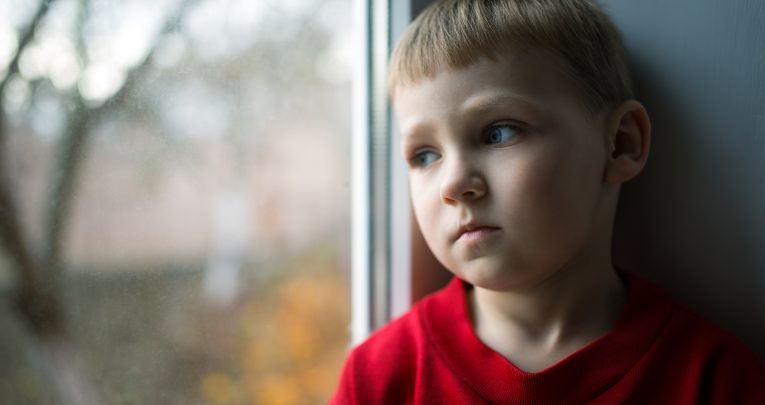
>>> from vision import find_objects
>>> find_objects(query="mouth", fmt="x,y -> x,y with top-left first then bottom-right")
455,224 -> 501,243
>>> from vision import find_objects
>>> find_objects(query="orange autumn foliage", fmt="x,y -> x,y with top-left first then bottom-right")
200,245 -> 350,404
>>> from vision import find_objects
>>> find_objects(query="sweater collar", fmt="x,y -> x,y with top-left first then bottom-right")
420,272 -> 674,403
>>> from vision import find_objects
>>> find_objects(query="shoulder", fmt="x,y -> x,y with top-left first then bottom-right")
348,278 -> 461,367
670,300 -> 764,376
645,278 -> 761,364
348,304 -> 424,370
669,305 -> 765,402
629,274 -> 765,402
330,280 -> 460,404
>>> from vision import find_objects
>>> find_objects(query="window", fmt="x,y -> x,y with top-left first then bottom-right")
352,0 -> 451,346
0,0 -> 351,403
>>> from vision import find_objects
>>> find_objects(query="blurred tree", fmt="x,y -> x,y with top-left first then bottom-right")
1,0 -> 351,403
0,0 -> 197,403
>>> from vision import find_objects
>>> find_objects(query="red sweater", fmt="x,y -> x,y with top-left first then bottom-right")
331,273 -> 765,404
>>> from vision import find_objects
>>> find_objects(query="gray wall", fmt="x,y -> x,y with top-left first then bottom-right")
605,0 -> 765,359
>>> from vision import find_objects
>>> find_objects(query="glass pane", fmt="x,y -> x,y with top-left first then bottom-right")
0,0 -> 352,404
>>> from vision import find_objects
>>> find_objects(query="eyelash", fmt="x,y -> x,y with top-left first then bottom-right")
410,149 -> 439,168
482,123 -> 522,146
407,122 -> 524,168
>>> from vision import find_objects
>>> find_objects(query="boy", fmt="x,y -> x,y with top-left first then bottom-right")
332,0 -> 765,403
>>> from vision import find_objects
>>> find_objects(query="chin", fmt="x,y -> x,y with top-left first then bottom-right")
454,257 -> 557,292
454,261 -> 521,291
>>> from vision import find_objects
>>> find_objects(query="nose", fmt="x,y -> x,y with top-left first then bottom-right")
439,157 -> 487,204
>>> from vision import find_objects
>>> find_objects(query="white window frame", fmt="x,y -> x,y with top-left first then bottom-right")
350,0 -> 414,345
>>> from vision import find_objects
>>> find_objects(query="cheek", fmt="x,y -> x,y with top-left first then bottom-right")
409,179 -> 441,238
411,192 -> 449,271
492,152 -> 560,210
409,176 -> 458,266
498,144 -> 600,243
543,149 -> 604,252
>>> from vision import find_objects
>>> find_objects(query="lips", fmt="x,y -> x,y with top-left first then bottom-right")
454,223 -> 501,243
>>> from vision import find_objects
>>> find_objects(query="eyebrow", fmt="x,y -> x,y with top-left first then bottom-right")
459,92 -> 543,117
399,121 -> 434,145
399,92 -> 544,141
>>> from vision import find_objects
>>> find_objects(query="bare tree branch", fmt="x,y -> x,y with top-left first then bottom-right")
42,97 -> 87,274
0,0 -> 64,337
0,0 -> 58,252
0,1 -> 197,403
92,0 -> 197,117
1,0 -> 197,337
0,0 -> 57,93
43,0 -> 198,272
0,155 -> 62,334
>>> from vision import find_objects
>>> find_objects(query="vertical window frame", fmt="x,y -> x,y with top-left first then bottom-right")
351,0 -> 413,344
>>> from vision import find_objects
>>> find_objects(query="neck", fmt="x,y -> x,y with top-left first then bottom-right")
468,257 -> 628,371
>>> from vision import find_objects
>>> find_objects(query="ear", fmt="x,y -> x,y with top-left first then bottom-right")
603,100 -> 651,184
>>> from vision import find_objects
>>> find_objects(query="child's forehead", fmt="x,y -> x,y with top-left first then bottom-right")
393,50 -> 606,141
393,50 -> 583,111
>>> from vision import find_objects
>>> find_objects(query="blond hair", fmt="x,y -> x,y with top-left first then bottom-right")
388,0 -> 633,111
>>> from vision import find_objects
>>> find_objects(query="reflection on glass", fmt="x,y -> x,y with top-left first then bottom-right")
0,0 -> 351,403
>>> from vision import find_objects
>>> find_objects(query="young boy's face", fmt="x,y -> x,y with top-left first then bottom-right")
394,49 -> 615,292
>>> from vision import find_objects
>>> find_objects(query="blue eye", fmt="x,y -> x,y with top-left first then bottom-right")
485,124 -> 520,145
412,150 -> 439,167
